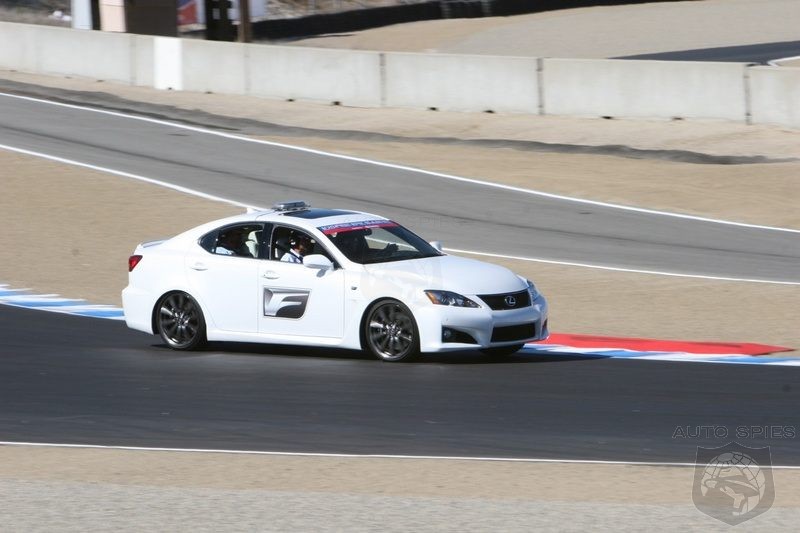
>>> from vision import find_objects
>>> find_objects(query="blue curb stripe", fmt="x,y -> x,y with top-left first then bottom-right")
0,290 -> 27,297
72,309 -> 126,319
0,283 -> 125,322
6,299 -> 88,308
523,344 -> 800,366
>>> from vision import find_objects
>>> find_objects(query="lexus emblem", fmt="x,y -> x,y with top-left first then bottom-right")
504,295 -> 516,307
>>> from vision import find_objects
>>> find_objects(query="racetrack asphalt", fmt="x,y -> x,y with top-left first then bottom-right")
618,40 -> 800,64
2,305 -> 798,464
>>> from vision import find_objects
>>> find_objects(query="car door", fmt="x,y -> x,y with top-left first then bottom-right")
185,223 -> 263,333
258,226 -> 345,339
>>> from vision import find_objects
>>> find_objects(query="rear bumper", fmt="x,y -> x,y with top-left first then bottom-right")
122,286 -> 155,334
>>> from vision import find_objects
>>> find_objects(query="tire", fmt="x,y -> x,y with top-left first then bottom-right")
156,292 -> 207,350
363,299 -> 420,362
481,344 -> 525,357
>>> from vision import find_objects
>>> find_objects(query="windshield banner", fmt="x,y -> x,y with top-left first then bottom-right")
318,220 -> 399,235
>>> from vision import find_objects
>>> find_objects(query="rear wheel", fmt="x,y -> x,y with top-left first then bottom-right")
156,292 -> 207,350
481,344 -> 525,357
364,300 -> 419,362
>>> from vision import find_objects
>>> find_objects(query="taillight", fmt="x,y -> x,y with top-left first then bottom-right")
128,255 -> 143,272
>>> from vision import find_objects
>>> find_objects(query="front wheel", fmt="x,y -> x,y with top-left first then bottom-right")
156,292 -> 207,350
364,300 -> 419,362
480,344 -> 525,357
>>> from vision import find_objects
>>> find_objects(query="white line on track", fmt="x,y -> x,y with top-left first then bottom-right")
2,441 -> 799,469
768,54 -> 800,66
2,91 -> 799,235
2,142 -> 799,286
446,247 -> 800,286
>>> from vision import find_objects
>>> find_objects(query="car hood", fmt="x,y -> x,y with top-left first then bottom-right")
363,254 -> 527,295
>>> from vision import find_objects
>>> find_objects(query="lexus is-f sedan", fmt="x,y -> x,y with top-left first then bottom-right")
122,201 -> 549,361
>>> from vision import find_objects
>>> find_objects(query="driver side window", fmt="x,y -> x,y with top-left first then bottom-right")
270,226 -> 334,264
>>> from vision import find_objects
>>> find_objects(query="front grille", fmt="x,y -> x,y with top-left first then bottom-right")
491,323 -> 537,343
477,289 -> 530,311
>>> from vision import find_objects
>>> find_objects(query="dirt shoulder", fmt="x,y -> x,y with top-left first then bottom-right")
0,151 -> 241,304
2,445 -> 800,532
2,445 -> 799,505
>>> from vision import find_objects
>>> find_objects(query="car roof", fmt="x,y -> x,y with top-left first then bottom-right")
254,207 -> 389,231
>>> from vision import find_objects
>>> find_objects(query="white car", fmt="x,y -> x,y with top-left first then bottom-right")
122,201 -> 549,362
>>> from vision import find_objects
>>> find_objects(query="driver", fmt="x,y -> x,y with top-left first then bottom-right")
281,234 -> 312,264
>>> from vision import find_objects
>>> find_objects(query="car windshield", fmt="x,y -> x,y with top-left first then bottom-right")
320,220 -> 442,264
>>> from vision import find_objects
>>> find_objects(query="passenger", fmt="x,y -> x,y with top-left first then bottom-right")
216,228 -> 253,257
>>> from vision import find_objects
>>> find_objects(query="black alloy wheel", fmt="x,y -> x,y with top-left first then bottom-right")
157,292 -> 207,350
364,300 -> 419,362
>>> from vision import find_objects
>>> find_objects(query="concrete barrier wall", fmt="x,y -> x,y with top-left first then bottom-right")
45,30 -> 133,83
142,36 -> 169,89
133,35 -> 156,88
182,39 -> 248,95
0,22 -> 40,72
749,66 -> 800,129
247,46 -> 382,106
384,53 -> 539,113
0,22 -> 136,84
2,22 -> 800,129
543,58 -> 748,121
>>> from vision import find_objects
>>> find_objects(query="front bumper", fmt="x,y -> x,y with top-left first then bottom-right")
415,294 -> 549,352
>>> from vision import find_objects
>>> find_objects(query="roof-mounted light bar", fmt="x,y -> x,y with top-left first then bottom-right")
272,200 -> 311,212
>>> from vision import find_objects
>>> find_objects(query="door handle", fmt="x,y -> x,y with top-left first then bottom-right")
190,262 -> 208,271
262,271 -> 280,279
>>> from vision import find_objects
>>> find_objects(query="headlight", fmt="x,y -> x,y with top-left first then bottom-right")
424,290 -> 480,308
526,279 -> 540,300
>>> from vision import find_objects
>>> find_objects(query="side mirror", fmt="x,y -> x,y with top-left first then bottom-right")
429,241 -> 443,253
304,254 -> 334,270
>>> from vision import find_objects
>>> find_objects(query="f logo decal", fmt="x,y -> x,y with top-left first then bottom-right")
263,288 -> 310,319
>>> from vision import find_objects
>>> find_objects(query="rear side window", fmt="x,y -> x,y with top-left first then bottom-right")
199,232 -> 217,253
199,224 -> 269,259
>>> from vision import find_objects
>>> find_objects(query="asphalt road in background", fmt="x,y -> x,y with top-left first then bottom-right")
1,93 -> 799,283
2,305 -> 798,464
619,40 -> 800,63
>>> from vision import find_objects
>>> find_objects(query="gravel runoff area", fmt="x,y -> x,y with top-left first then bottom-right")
2,0 -> 800,524
0,446 -> 799,532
